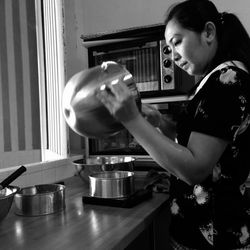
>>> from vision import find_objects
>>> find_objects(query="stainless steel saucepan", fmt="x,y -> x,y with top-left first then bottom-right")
73,156 -> 135,183
14,184 -> 65,216
89,171 -> 135,199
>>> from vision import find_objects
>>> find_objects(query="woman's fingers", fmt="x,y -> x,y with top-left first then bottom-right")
109,79 -> 131,100
96,85 -> 116,113
141,103 -> 162,127
97,79 -> 130,106
95,79 -> 140,123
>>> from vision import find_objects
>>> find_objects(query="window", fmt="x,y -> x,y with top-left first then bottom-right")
0,0 -> 69,170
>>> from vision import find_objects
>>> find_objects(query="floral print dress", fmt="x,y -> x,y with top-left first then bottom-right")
169,61 -> 250,249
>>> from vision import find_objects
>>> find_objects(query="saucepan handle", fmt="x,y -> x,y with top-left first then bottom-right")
0,165 -> 27,190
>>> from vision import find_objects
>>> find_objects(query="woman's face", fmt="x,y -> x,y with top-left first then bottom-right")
165,19 -> 217,76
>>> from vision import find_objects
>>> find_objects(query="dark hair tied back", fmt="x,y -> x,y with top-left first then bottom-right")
164,0 -> 220,33
219,12 -> 227,25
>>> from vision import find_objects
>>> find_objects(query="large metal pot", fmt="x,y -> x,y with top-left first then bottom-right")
74,156 -> 135,171
62,61 -> 141,138
73,156 -> 135,183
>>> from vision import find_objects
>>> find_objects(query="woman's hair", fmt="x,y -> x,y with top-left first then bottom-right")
164,0 -> 250,72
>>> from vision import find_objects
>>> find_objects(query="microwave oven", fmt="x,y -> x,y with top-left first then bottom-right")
81,24 -> 195,160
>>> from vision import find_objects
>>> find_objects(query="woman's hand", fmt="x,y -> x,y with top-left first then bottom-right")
141,103 -> 162,127
141,103 -> 177,139
95,79 -> 140,124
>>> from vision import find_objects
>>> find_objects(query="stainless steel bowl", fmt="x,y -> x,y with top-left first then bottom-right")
62,61 -> 141,138
0,186 -> 20,221
14,184 -> 65,216
89,171 -> 135,199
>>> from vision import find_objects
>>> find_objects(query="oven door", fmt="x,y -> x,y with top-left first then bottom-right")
88,129 -> 148,157
86,98 -> 189,158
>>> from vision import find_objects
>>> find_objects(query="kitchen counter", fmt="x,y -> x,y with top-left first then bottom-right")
0,173 -> 170,250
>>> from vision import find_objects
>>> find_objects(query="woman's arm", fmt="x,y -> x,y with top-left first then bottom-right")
96,81 -> 228,185
124,113 -> 228,185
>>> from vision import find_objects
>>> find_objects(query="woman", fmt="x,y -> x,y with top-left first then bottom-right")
96,0 -> 250,249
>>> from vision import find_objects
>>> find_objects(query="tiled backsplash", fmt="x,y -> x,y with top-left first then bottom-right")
0,156 -> 81,188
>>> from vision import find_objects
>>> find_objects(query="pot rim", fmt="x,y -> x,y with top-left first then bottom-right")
89,171 -> 134,180
74,156 -> 135,165
15,184 -> 65,197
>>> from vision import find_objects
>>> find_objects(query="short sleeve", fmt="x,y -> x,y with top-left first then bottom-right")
192,66 -> 250,141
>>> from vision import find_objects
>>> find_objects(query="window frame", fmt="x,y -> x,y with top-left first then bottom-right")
35,0 -> 68,162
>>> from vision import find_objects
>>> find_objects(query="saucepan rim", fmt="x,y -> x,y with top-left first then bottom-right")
89,170 -> 134,180
15,184 -> 65,197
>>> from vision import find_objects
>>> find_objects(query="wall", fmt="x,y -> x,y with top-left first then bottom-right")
75,0 -> 250,38
64,0 -> 250,81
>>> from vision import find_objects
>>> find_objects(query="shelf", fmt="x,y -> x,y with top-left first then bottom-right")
141,95 -> 190,104
81,23 -> 165,42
